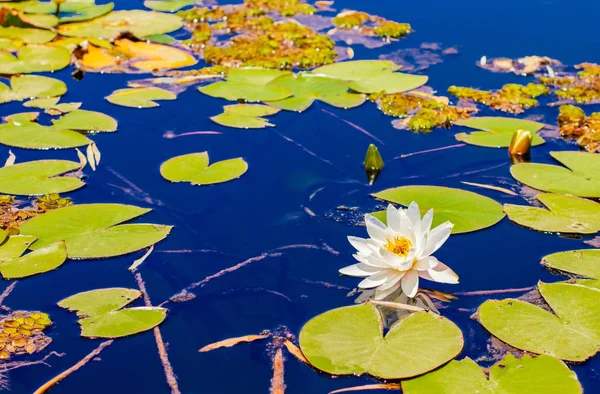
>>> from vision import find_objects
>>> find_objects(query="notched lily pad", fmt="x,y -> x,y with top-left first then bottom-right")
454,116 -> 545,148
211,104 -> 279,128
0,44 -> 71,74
161,152 -> 248,185
0,75 -> 66,104
106,87 -> 176,108
198,68 -> 293,102
58,287 -> 167,338
18,204 -> 172,259
504,193 -> 600,234
0,241 -> 67,279
402,354 -> 582,394
478,281 -> 600,362
542,249 -> 600,289
299,303 -> 463,379
0,159 -> 84,195
372,185 -> 505,234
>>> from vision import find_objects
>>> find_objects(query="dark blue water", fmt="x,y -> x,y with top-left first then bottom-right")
2,0 -> 600,392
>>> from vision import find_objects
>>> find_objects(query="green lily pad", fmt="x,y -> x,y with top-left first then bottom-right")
299,303 -> 463,379
143,33 -> 176,44
19,204 -> 172,259
58,10 -> 183,40
198,68 -> 293,102
504,193 -> 600,234
312,60 -> 402,81
22,1 -> 114,24
0,110 -> 115,149
23,96 -> 60,109
106,87 -> 177,108
0,26 -> 56,51
58,287 -> 167,338
0,235 -> 37,262
511,151 -> 600,197
0,44 -> 71,74
265,73 -> 365,112
454,116 -> 546,147
46,102 -> 82,114
0,75 -> 66,104
478,282 -> 600,362
372,185 -> 505,234
542,249 -> 600,289
160,152 -> 248,185
348,72 -> 429,94
144,0 -> 195,12
0,159 -> 84,195
0,241 -> 67,279
210,104 -> 279,128
402,354 -> 581,394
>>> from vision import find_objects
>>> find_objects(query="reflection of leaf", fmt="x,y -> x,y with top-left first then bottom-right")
372,185 -> 505,234
454,116 -> 545,147
144,0 -> 196,12
0,241 -> 67,279
19,204 -> 172,259
58,288 -> 167,338
58,10 -> 183,40
198,68 -> 293,102
299,303 -> 463,379
478,282 -> 600,362
504,193 -> 600,234
210,104 -> 279,128
160,152 -> 248,185
266,73 -> 365,112
106,87 -> 176,108
511,151 -> 600,197
403,354 -> 581,394
0,45 -> 71,74
0,75 -> 66,104
0,159 -> 84,195
542,249 -> 600,289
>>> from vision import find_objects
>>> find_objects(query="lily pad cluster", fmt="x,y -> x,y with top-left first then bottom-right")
448,83 -> 549,114
0,311 -> 52,360
557,104 -> 600,152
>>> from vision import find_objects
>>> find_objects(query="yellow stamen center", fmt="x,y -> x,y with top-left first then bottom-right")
383,236 -> 412,257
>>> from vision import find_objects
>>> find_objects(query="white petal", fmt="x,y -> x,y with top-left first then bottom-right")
413,256 -> 438,271
426,262 -> 459,284
358,269 -> 395,289
379,248 -> 410,270
365,214 -> 387,243
362,252 -> 392,268
378,271 -> 404,291
401,270 -> 419,298
386,204 -> 403,233
374,282 -> 401,300
348,236 -> 375,255
339,263 -> 380,277
406,202 -> 422,232
422,221 -> 453,257
421,209 -> 433,233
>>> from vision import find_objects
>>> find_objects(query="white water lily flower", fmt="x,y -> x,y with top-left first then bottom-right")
340,202 -> 458,299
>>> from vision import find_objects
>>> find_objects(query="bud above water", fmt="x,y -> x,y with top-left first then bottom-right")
364,144 -> 384,185
509,129 -> 532,163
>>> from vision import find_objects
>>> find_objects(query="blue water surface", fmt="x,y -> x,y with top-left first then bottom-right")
2,0 -> 600,392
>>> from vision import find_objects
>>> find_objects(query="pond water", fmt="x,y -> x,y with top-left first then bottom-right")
1,0 -> 600,392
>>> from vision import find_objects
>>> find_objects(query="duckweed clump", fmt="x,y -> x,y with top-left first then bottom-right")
540,63 -> 600,104
332,10 -> 412,39
448,83 -> 550,114
374,21 -> 412,39
179,4 -> 337,69
370,92 -> 475,132
0,311 -> 52,360
332,11 -> 370,29
557,105 -> 600,152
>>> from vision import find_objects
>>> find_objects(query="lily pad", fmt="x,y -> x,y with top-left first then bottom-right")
0,113 -> 89,149
18,204 -> 172,259
198,68 -> 293,102
0,26 -> 56,51
160,152 -> 248,185
348,72 -> 429,94
23,96 -> 61,109
542,249 -> 600,289
312,60 -> 402,81
0,241 -> 67,279
454,116 -> 546,147
0,44 -> 71,74
106,87 -> 176,108
511,151 -> 600,197
51,109 -> 117,131
478,282 -> 600,362
504,193 -> 600,234
402,354 -> 582,394
58,10 -> 183,40
299,303 -> 463,379
0,75 -> 66,104
144,0 -> 195,12
372,185 -> 505,234
265,73 -> 365,112
58,287 -> 167,338
0,159 -> 84,195
210,104 -> 279,128
0,235 -> 37,262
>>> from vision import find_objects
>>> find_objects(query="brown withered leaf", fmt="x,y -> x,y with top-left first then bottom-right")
199,334 -> 270,352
